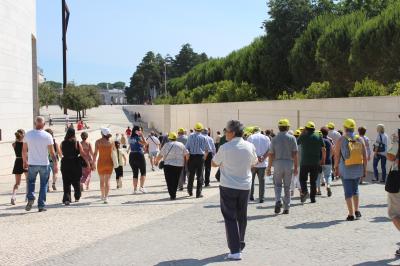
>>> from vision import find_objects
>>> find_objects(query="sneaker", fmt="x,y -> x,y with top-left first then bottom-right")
274,201 -> 282,214
225,253 -> 242,261
300,192 -> 309,203
38,208 -> 47,212
104,197 -> 108,204
132,190 -> 137,195
346,215 -> 355,221
283,209 -> 289,215
327,187 -> 332,197
25,200 -> 34,211
52,183 -> 57,191
355,211 -> 362,219
11,197 -> 16,206
139,187 -> 147,194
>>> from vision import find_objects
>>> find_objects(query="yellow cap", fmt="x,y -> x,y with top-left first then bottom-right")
294,129 -> 301,136
305,121 -> 315,129
299,127 -> 305,131
343,119 -> 356,129
327,122 -> 335,130
168,132 -> 177,140
278,118 -> 291,127
194,122 -> 204,131
178,128 -> 185,134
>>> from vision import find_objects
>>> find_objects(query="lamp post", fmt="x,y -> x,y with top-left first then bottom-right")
62,0 -> 70,114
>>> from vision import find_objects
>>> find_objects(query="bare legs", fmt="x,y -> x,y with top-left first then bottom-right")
132,176 -> 146,192
345,195 -> 359,216
100,174 -> 111,200
392,217 -> 400,231
11,174 -> 22,204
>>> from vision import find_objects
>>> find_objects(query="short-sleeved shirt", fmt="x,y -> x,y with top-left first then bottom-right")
203,134 -> 216,155
176,135 -> 188,145
213,137 -> 258,190
129,135 -> 144,154
297,131 -> 325,166
185,132 -> 211,155
328,130 -> 341,145
247,132 -> 271,168
146,135 -> 160,153
269,131 -> 297,164
159,141 -> 189,167
375,133 -> 389,156
339,135 -> 365,179
323,137 -> 333,165
24,129 -> 53,166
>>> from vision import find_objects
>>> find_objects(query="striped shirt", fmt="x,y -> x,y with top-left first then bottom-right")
203,133 -> 217,155
185,132 -> 211,155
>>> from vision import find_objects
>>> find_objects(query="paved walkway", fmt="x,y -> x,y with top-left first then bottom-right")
0,106 -> 399,266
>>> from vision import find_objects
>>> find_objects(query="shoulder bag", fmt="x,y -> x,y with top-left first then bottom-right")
159,144 -> 174,170
385,129 -> 400,193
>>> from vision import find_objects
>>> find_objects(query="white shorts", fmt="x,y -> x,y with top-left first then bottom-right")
149,151 -> 158,158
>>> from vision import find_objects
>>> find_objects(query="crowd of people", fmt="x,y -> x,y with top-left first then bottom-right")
9,115 -> 400,260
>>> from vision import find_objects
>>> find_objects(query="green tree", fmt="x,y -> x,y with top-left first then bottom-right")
305,81 -> 331,98
350,1 -> 400,84
349,78 -> 388,97
316,11 -> 367,96
112,81 -> 126,89
38,83 -> 57,108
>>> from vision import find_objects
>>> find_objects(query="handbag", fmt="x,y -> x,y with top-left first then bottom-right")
374,134 -> 386,153
159,144 -> 174,170
385,129 -> 400,193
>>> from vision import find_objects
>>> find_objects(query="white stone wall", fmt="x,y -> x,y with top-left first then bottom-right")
0,0 -> 36,142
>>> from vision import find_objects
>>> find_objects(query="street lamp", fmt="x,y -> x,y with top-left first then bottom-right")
62,0 -> 70,114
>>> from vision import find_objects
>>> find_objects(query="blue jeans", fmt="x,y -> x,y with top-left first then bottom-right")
317,165 -> 332,190
27,165 -> 50,209
373,154 -> 387,181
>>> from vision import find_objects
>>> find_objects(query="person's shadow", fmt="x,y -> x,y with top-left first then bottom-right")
155,254 -> 227,266
353,257 -> 400,265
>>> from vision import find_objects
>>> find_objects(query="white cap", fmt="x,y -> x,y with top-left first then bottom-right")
101,128 -> 112,136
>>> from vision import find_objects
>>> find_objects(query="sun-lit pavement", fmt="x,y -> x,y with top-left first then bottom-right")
0,106 -> 399,266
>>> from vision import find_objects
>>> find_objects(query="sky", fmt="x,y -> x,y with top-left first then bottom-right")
37,0 -> 267,85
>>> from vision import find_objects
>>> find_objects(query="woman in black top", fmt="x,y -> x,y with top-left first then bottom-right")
11,129 -> 26,205
60,128 -> 87,205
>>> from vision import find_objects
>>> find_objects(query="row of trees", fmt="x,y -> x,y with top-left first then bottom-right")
126,44 -> 208,104
38,82 -> 102,119
158,0 -> 400,104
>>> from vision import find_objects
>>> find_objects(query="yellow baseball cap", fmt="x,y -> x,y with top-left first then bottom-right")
194,122 -> 204,131
305,121 -> 315,129
327,122 -> 335,130
168,132 -> 177,140
278,118 -> 291,127
343,119 -> 356,129
178,128 -> 185,134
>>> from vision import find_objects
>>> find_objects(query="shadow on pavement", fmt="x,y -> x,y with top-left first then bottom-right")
204,204 -> 220,209
155,254 -> 226,266
248,214 -> 278,221
286,219 -> 343,229
353,257 -> 400,265
370,216 -> 391,223
360,204 -> 388,209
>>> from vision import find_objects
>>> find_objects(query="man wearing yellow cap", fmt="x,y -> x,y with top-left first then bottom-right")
185,122 -> 211,198
327,122 -> 341,146
297,121 -> 326,203
267,119 -> 298,214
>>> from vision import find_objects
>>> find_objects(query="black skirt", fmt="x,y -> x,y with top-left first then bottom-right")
12,158 -> 26,175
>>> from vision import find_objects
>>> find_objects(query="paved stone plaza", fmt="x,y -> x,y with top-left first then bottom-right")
0,106 -> 399,266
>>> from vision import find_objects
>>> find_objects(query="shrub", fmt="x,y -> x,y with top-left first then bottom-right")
349,78 -> 388,97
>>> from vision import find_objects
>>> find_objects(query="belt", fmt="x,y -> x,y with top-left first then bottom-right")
15,157 -> 22,159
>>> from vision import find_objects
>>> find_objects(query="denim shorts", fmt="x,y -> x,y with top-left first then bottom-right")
342,178 -> 360,199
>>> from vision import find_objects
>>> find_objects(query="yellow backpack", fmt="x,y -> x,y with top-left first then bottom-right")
344,136 -> 364,166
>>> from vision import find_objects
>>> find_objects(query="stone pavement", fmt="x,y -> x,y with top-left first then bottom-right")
1,106 -> 399,266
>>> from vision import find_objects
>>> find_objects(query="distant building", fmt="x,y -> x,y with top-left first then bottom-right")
99,89 -> 127,105
38,67 -> 46,84
0,0 -> 37,141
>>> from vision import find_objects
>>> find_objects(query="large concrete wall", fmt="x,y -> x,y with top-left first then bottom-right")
124,96 -> 400,173
0,0 -> 36,176
0,0 -> 36,142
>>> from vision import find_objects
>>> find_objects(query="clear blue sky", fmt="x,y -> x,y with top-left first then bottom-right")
37,0 -> 267,85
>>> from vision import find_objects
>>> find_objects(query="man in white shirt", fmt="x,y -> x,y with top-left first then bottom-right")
327,122 -> 341,145
23,116 -> 58,212
212,120 -> 257,261
247,127 -> 270,203
146,131 -> 161,171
